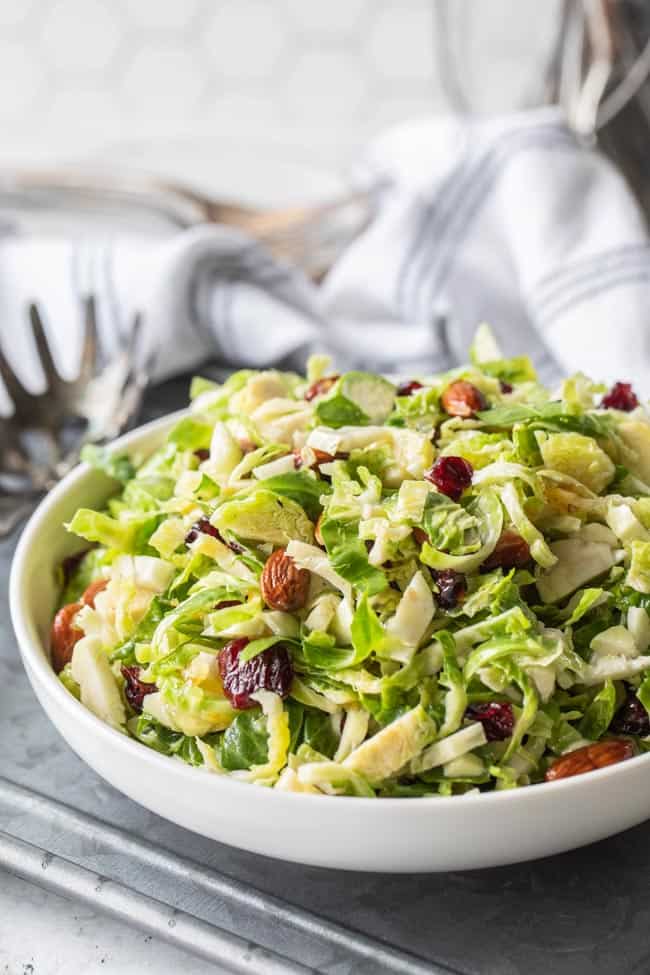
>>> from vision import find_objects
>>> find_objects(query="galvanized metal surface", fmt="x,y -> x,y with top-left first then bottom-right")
0,776 -> 443,975
2,374 -> 650,975
0,829 -> 312,975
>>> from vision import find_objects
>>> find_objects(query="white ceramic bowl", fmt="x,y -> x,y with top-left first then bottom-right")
10,414 -> 650,872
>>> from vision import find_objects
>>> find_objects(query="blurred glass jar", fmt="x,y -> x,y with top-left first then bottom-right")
434,0 -> 564,114
436,0 -> 650,222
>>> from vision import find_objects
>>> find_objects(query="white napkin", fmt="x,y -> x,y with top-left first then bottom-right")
1,107 -> 649,405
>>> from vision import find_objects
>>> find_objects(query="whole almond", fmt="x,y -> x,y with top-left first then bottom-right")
481,530 -> 531,571
304,375 -> 340,402
545,739 -> 635,782
237,437 -> 257,454
440,380 -> 487,418
294,447 -> 337,472
261,548 -> 310,612
313,448 -> 337,467
81,577 -> 108,608
51,602 -> 84,674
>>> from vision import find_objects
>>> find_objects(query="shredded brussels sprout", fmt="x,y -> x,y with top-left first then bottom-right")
55,331 -> 650,796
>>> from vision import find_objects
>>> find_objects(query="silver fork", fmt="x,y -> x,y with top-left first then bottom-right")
0,170 -> 378,280
0,297 -> 151,535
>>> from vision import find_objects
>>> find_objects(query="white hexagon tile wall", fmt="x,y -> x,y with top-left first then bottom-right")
0,0 -> 560,200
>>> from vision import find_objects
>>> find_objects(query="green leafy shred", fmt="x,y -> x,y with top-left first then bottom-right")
54,342 -> 650,797
81,444 -> 135,483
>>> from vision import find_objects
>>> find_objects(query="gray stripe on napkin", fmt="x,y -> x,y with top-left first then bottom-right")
397,121 -> 575,320
532,244 -> 650,317
411,133 -> 579,323
535,264 -> 650,329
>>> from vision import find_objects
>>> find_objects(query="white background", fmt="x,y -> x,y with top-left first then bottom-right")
0,0 -> 560,196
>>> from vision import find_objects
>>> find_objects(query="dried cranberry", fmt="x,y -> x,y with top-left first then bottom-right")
223,535 -> 244,554
304,375 -> 340,402
215,599 -> 242,611
185,517 -> 219,545
293,449 -> 303,470
425,455 -> 473,501
432,569 -> 467,609
184,518 -> 243,554
601,381 -> 639,412
412,527 -> 428,546
218,637 -> 293,710
465,701 -> 514,742
611,689 -> 650,736
499,380 -> 513,394
121,665 -> 156,714
194,448 -> 210,462
396,380 -> 423,397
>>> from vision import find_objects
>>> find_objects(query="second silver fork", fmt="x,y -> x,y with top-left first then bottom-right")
0,296 -> 151,535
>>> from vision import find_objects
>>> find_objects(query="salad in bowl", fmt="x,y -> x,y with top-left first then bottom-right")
50,327 -> 650,799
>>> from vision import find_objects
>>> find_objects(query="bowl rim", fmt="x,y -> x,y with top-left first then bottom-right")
10,409 -> 650,812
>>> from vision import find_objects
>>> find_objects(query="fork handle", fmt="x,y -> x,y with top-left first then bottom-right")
0,167 -> 253,230
0,168 -> 374,242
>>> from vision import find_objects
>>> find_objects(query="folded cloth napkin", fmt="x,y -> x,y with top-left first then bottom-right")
1,106 -> 650,405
